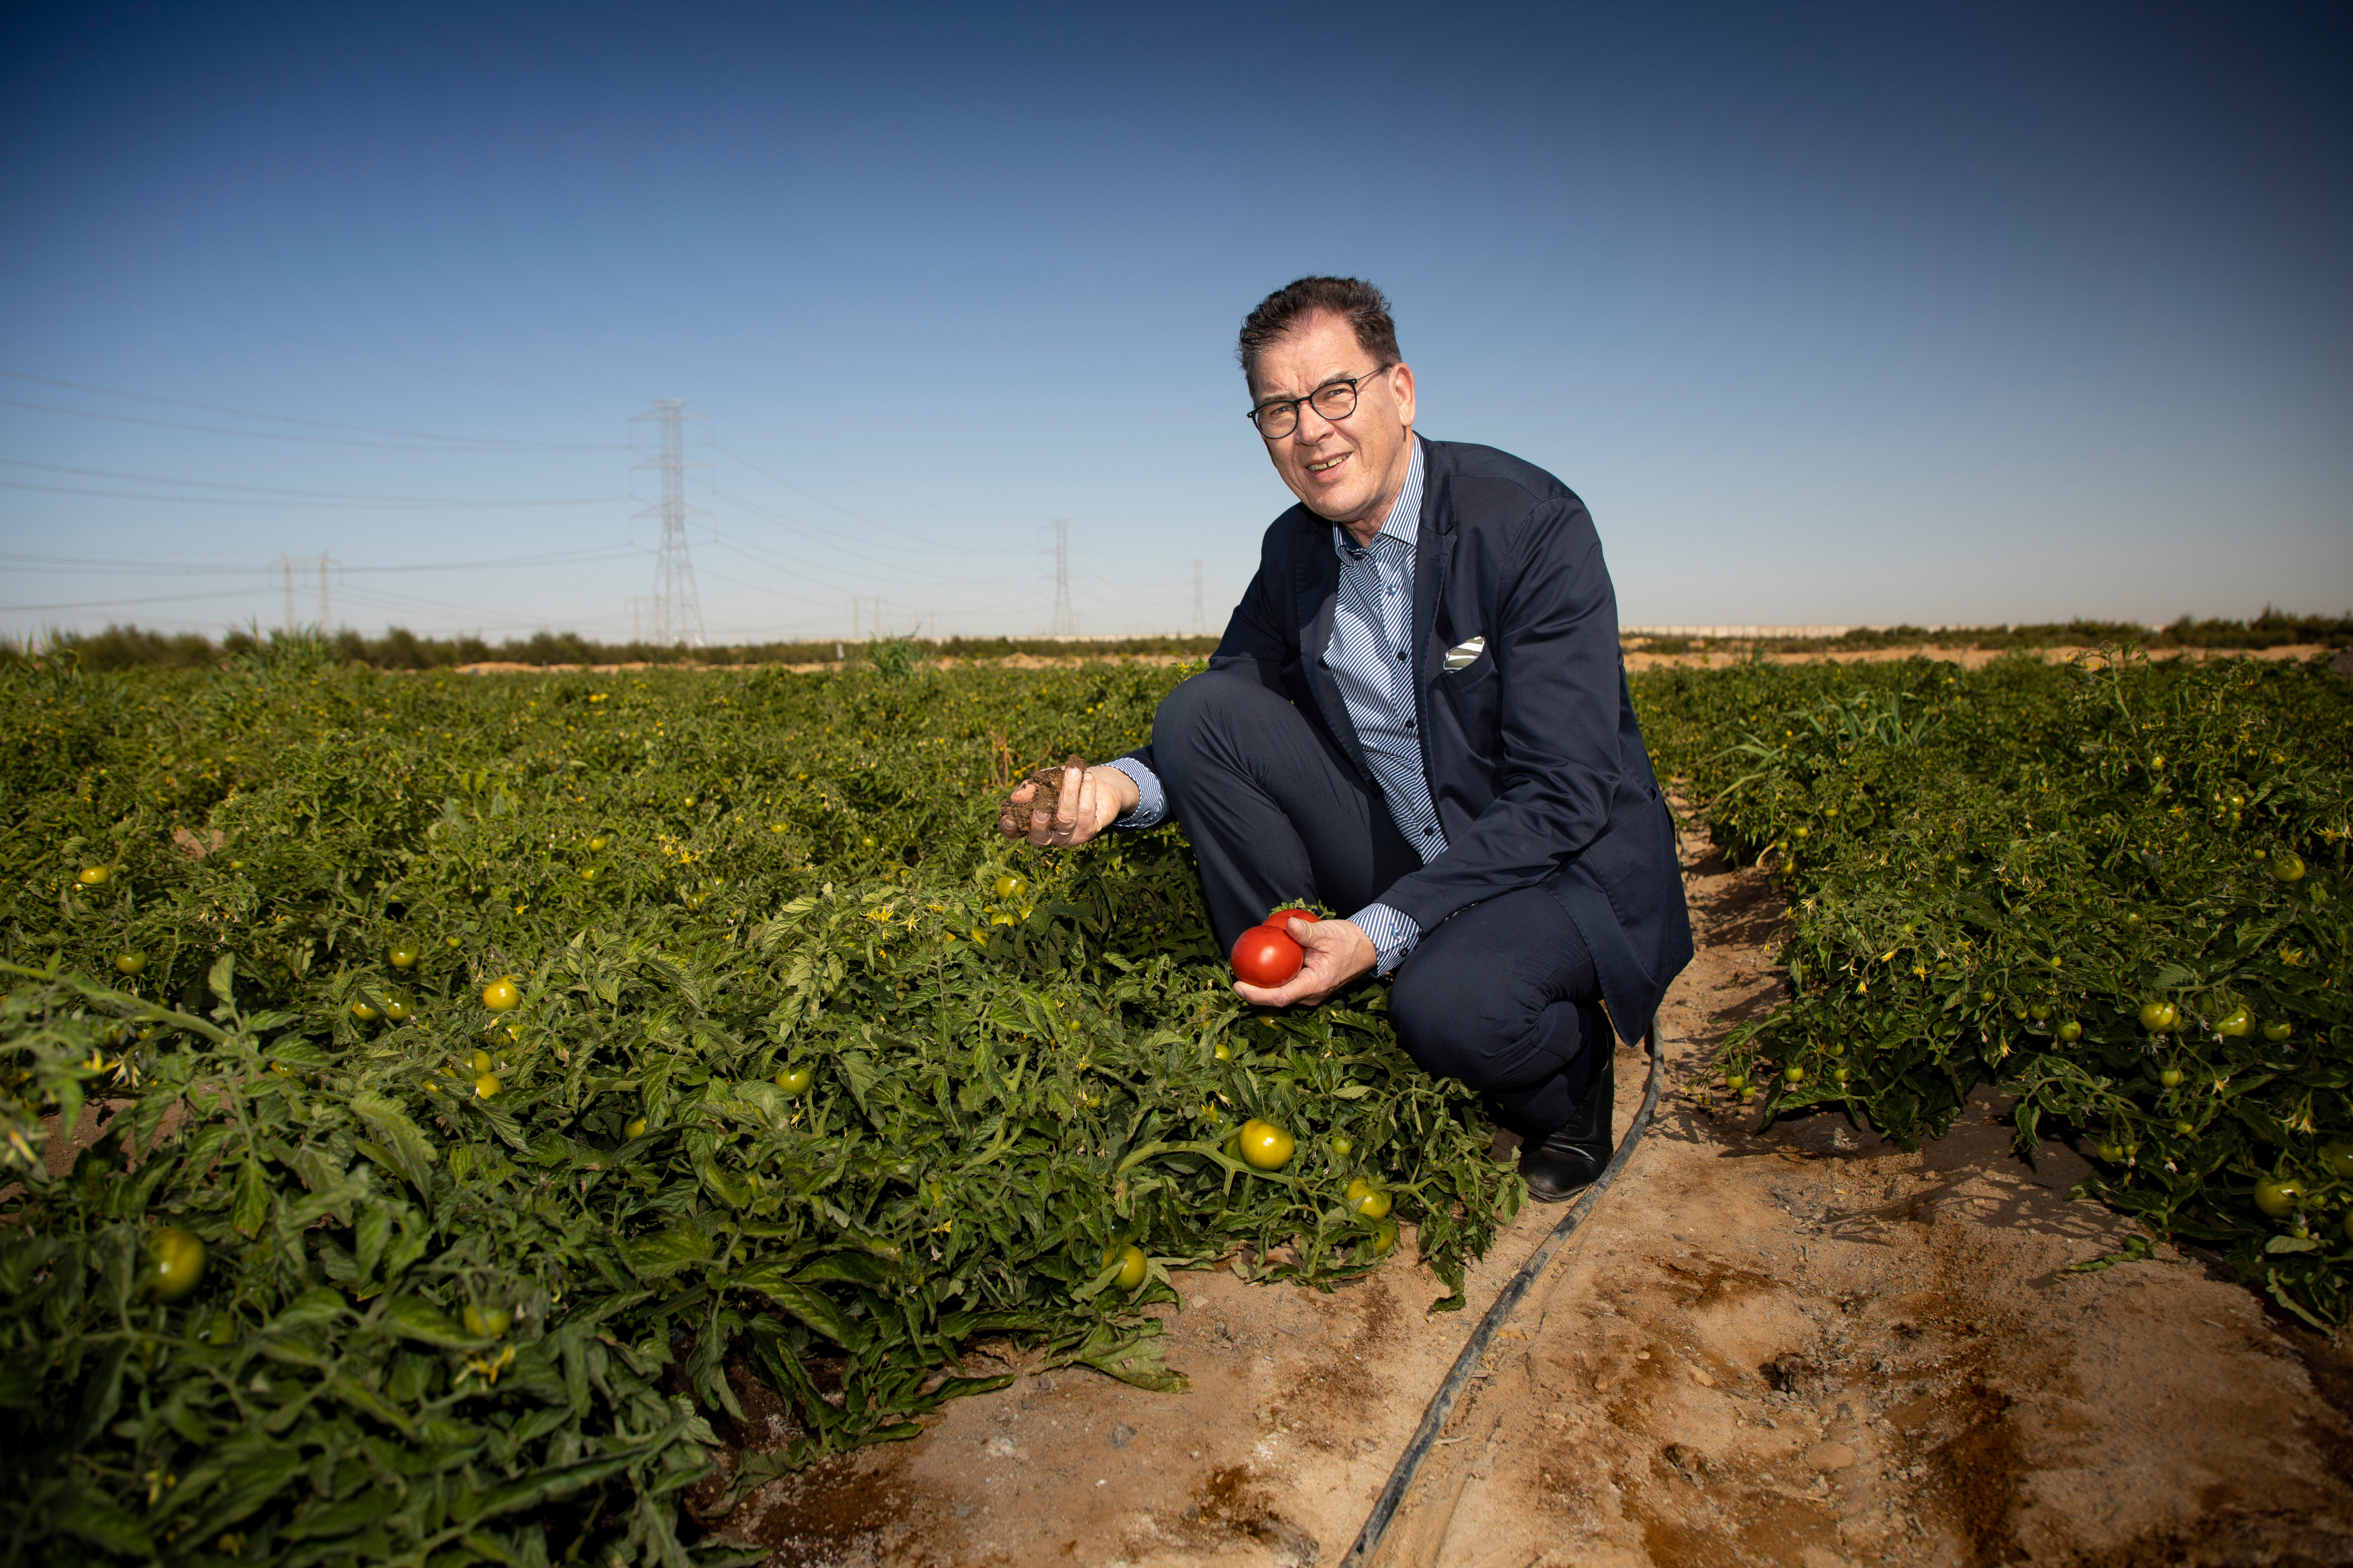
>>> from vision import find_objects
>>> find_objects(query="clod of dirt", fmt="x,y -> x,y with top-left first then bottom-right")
1006,754 -> 1086,833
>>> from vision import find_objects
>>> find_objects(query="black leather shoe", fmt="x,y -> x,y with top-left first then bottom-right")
1519,1046 -> 1615,1202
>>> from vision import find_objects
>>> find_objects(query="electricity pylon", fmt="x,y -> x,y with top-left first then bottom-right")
1050,518 -> 1078,636
632,399 -> 708,647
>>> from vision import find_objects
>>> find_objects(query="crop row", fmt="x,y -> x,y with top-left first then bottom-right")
1638,651 -> 2350,1325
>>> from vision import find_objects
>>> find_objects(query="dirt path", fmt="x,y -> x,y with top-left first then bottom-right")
715,820 -> 2353,1567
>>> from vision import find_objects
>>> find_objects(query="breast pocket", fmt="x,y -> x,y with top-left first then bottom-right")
1436,649 -> 1501,758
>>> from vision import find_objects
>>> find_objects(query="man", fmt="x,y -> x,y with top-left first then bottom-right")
997,276 -> 1691,1200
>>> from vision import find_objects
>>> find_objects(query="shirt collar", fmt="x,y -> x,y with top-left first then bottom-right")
1334,435 -> 1424,558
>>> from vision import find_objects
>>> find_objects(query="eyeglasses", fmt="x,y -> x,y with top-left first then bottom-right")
1246,365 -> 1394,440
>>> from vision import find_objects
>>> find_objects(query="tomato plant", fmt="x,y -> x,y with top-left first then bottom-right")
0,642 -> 1519,1564
1642,649 -> 2348,1327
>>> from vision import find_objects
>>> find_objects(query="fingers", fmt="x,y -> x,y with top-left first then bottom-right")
996,779 -> 1037,840
1028,765 -> 1094,848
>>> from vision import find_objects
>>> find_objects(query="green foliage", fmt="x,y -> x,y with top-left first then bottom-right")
1637,650 -> 2352,1326
0,646 -> 1514,1564
5,624 -> 1227,672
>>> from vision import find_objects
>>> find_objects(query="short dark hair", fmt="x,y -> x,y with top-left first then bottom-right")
1237,276 -> 1401,382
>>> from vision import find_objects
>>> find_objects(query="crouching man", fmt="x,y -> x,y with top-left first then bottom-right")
998,276 -> 1691,1199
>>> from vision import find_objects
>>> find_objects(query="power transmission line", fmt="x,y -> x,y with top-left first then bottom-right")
0,457 -> 625,506
0,545 -> 645,577
1050,518 -> 1078,635
0,369 -> 625,450
0,396 -> 621,453
632,399 -> 707,648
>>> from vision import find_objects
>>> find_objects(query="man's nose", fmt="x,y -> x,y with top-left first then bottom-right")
1291,402 -> 1339,442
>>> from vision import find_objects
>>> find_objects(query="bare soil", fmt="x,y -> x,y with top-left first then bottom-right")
708,809 -> 2353,1567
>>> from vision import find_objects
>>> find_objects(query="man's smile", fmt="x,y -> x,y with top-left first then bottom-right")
1305,451 -> 1352,475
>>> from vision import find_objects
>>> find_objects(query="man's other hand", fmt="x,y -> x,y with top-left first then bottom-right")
1233,916 -> 1377,1009
996,763 -> 1139,849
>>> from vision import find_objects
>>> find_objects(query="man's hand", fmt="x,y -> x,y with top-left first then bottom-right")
1233,916 -> 1377,1008
996,763 -> 1139,849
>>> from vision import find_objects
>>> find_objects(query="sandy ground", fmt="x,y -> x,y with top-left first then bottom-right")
708,813 -> 2353,1568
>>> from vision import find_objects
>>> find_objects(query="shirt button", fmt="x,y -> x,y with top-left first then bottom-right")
1424,826 -> 1435,836
1395,650 -> 1406,660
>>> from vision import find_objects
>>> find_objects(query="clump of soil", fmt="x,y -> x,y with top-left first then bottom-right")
1003,754 -> 1086,835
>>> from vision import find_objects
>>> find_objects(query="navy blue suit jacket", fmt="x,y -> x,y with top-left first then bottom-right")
1128,438 -> 1694,1039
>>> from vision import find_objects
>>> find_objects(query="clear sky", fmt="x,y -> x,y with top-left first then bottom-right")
2,2 -> 2347,644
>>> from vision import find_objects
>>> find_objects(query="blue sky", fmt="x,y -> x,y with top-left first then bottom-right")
2,2 -> 2347,643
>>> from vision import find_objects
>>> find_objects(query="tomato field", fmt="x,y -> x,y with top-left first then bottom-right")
1639,651 -> 2352,1326
2,639 -> 2347,1567
0,642 -> 1512,1567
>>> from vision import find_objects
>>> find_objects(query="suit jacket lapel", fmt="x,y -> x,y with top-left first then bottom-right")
1411,439 -> 1455,694
1295,517 -> 1370,780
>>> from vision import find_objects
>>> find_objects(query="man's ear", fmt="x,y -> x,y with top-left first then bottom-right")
1389,362 -> 1417,429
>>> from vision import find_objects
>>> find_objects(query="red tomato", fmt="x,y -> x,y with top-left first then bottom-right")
1231,926 -> 1304,988
1262,906 -> 1318,932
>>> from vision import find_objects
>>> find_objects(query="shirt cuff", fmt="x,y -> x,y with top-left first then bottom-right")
1098,757 -> 1166,830
1349,902 -> 1422,977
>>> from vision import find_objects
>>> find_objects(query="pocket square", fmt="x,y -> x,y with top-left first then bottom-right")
1442,636 -> 1487,672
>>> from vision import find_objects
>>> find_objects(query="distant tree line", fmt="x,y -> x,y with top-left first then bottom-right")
6,610 -> 2345,672
1631,610 -> 2349,656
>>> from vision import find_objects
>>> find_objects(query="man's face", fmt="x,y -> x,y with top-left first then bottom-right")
1248,311 -> 1417,526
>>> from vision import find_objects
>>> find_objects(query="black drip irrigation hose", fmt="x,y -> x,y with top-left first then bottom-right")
1340,1024 -> 1665,1568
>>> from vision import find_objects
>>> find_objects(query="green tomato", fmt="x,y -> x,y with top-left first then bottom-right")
2322,1144 -> 2353,1181
775,1065 -> 814,1095
77,865 -> 111,887
1345,1177 -> 1392,1220
2269,852 -> 2305,883
142,1228 -> 207,1303
481,978 -> 521,1011
1102,1243 -> 1148,1293
625,1115 -> 649,1140
349,999 -> 379,1022
2214,1006 -> 2254,1039
2171,1120 -> 2195,1137
2157,1067 -> 2184,1089
2252,1177 -> 2304,1219
463,1303 -> 513,1339
1370,1217 -> 1399,1256
1329,1135 -> 1354,1157
1237,1118 -> 1295,1170
1831,1066 -> 1851,1085
2138,1000 -> 2178,1033
2262,1020 -> 2293,1043
1783,1065 -> 1807,1086
389,946 -> 420,969
994,874 -> 1029,902
114,952 -> 147,976
2057,1020 -> 2083,1042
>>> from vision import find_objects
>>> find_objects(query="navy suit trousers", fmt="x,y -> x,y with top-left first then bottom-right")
1151,671 -> 1611,1136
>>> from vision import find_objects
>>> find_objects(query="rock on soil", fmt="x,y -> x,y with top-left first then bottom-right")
713,815 -> 2353,1567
